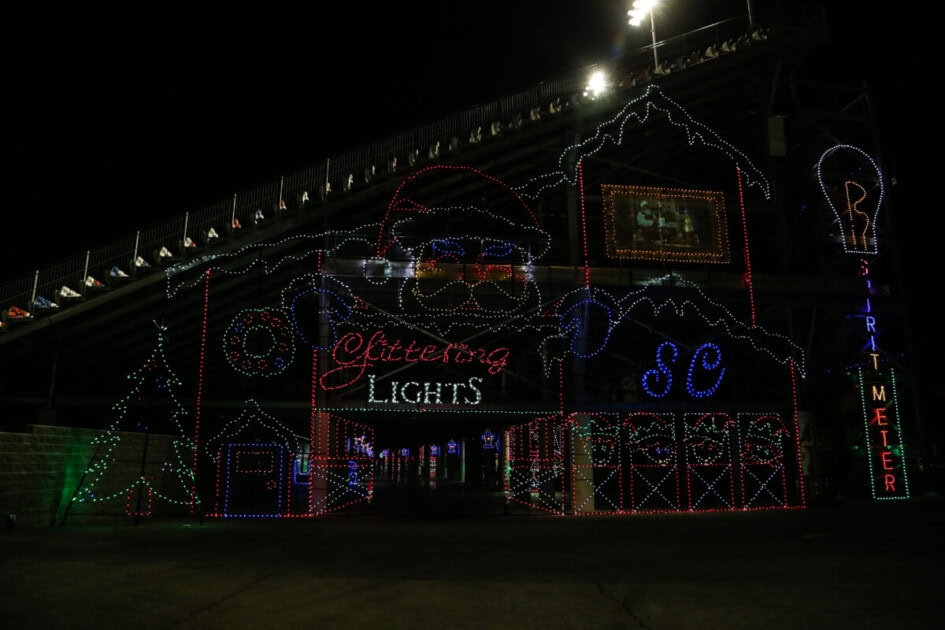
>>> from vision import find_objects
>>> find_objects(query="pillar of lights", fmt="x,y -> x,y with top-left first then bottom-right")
628,1 -> 659,72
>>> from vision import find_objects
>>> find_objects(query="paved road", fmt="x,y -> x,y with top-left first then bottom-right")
3,484 -> 944,629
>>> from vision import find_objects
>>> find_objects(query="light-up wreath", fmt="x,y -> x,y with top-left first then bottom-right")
224,308 -> 295,377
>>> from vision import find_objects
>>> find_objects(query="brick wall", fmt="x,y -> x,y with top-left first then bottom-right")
0,424 -> 192,528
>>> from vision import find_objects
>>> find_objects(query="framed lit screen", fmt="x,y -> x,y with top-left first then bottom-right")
601,185 -> 730,264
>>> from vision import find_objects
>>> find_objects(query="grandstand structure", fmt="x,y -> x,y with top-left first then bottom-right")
0,3 -> 923,522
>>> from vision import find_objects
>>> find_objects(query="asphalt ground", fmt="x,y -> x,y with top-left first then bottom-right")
2,483 -> 944,629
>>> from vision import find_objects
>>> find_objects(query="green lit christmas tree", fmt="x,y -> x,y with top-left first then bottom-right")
71,322 -> 199,517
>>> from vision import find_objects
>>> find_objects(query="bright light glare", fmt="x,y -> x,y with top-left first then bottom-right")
628,0 -> 657,26
584,70 -> 608,98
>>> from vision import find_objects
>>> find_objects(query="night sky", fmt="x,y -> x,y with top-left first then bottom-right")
3,1 -> 637,274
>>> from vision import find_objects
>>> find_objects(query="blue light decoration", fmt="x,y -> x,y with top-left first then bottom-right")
642,341 -> 677,398
430,238 -> 465,260
642,341 -> 726,399
542,277 -> 804,379
482,429 -> 497,449
348,460 -> 359,488
288,283 -> 355,350
686,342 -> 726,398
400,448 -> 411,458
482,241 -> 515,259
428,447 -> 438,479
293,456 -> 311,486
558,292 -> 616,359
349,434 -> 373,457
447,439 -> 458,455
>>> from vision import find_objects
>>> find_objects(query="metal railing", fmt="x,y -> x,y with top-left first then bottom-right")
2,9 -> 818,326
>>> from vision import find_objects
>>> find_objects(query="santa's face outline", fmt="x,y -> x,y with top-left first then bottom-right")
406,235 -> 537,318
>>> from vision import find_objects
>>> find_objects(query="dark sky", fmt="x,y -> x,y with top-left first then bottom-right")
2,0 -> 629,275
0,1 -> 920,279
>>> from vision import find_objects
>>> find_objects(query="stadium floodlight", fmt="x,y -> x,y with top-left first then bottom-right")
583,70 -> 608,100
628,1 -> 659,72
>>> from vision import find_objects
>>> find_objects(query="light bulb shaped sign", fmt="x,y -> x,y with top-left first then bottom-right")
815,144 -> 885,255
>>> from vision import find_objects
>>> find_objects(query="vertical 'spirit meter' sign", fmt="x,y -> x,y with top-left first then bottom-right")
816,144 -> 909,500
856,260 -> 909,500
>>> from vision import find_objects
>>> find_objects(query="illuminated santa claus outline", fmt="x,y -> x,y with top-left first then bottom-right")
254,162 -> 578,385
